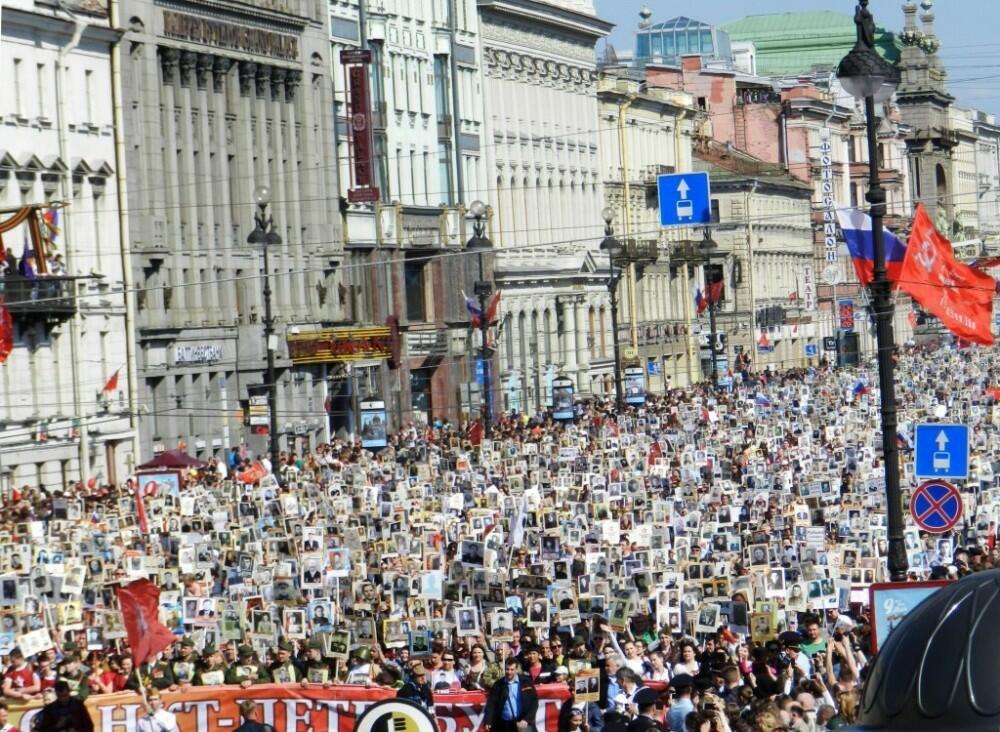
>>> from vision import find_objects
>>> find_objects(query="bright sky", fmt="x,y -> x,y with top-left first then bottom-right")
593,0 -> 1000,115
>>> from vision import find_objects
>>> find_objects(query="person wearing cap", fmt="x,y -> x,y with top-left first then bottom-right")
137,689 -> 180,732
143,653 -> 178,692
626,687 -> 662,732
57,654 -> 90,700
225,646 -> 271,687
780,633 -> 812,680
171,639 -> 198,687
397,661 -> 433,709
301,640 -> 332,685
665,674 -> 694,732
194,646 -> 227,686
483,658 -> 538,732
269,639 -> 302,683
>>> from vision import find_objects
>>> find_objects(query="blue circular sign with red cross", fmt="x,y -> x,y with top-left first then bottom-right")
909,480 -> 963,533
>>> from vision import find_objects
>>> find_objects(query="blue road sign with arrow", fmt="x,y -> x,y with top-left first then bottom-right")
914,423 -> 969,479
658,172 -> 712,227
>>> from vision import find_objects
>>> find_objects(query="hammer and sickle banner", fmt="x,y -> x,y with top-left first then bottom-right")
901,203 -> 996,345
5,683 -> 579,731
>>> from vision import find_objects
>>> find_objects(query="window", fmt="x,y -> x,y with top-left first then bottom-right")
85,69 -> 94,123
37,63 -> 46,117
13,59 -> 23,115
438,142 -> 453,205
433,55 -> 449,117
404,255 -> 428,322
637,34 -> 650,58
651,34 -> 662,57
710,198 -> 720,223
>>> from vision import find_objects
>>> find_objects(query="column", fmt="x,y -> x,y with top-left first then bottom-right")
562,297 -> 578,383
195,53 -> 218,315
575,297 -> 590,392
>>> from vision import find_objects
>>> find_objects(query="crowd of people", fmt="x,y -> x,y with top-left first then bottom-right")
3,344 -> 999,731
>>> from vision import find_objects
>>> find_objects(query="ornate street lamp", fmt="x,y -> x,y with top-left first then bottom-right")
601,207 -> 624,412
466,200 -> 494,437
248,184 -> 282,466
837,0 -> 906,581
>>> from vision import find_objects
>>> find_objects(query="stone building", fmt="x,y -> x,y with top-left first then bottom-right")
596,70 -> 702,390
325,0 -> 488,431
119,0 -> 344,460
478,0 -> 614,411
0,0 -> 136,486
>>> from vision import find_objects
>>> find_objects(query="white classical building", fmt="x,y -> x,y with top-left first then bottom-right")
328,0 -> 489,429
478,0 -> 614,412
0,0 -> 137,486
597,71 -> 701,389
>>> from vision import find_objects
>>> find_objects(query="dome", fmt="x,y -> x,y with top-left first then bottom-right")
849,570 -> 1000,730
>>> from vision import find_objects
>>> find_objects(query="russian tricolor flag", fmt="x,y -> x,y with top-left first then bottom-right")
694,287 -> 707,315
835,206 -> 907,286
852,380 -> 870,398
755,393 -> 771,407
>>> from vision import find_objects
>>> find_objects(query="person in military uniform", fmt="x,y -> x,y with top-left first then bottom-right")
171,638 -> 199,687
194,646 -> 227,686
57,654 -> 89,700
301,639 -> 332,686
225,645 -> 272,688
626,687 -> 663,732
143,653 -> 177,692
268,639 -> 301,683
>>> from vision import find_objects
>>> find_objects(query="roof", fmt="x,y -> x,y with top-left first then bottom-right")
719,11 -> 899,76
646,16 -> 713,32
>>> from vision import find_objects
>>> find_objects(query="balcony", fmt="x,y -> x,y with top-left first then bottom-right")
616,238 -> 659,266
3,275 -> 76,321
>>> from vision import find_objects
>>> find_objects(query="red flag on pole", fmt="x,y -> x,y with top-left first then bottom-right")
468,420 -> 484,446
102,368 -> 120,393
900,204 -> 996,345
0,300 -> 12,364
115,579 -> 176,666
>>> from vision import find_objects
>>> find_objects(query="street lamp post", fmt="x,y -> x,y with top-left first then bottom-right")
838,0 -> 906,581
466,200 -> 494,438
601,208 -> 624,412
700,229 -> 720,388
248,185 -> 283,467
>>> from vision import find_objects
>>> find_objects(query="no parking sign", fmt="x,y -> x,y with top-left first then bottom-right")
909,480 -> 962,533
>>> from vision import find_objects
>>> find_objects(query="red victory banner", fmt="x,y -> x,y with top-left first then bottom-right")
8,683 -> 575,732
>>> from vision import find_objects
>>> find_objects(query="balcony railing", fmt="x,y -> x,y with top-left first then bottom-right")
2,275 -> 76,320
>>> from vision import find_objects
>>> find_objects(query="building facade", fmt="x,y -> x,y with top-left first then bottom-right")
326,0 -> 488,431
120,0 -> 344,460
478,0 -> 614,411
0,0 -> 136,487
596,71 -> 702,389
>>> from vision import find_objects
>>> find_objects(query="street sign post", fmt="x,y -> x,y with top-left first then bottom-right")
914,423 -> 969,479
823,336 -> 837,351
909,479 -> 963,533
804,343 -> 818,358
657,172 -> 712,227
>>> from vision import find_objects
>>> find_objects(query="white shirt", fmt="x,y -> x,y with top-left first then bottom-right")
137,709 -> 180,732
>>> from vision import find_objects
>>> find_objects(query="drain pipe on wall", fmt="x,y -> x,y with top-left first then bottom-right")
54,4 -> 90,482
108,0 -> 142,471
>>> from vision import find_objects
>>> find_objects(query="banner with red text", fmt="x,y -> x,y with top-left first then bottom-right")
9,683 -> 573,732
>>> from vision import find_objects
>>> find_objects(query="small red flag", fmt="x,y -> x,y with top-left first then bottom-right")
468,420 -> 484,446
238,461 -> 267,484
0,299 -> 12,364
115,579 -> 176,666
647,440 -> 662,466
901,204 -> 995,345
102,368 -> 120,393
707,279 -> 725,304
